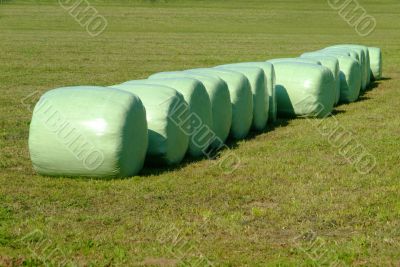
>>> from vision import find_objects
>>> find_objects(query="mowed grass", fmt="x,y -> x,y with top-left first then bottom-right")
1,0 -> 400,265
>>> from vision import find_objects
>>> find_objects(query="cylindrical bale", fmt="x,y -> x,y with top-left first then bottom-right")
148,71 -> 232,147
307,51 -> 362,103
300,53 -> 341,105
29,86 -> 148,178
110,84 -> 189,166
185,68 -> 253,140
268,62 -> 335,118
267,58 -> 322,65
328,44 -> 371,86
222,62 -> 277,123
123,78 -> 212,158
325,46 -> 367,90
368,47 -> 382,80
215,65 -> 268,131
326,46 -> 366,84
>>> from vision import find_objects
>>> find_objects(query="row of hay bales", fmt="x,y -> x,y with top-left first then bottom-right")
29,44 -> 383,178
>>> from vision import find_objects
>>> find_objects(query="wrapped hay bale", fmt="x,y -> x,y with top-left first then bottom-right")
328,44 -> 371,86
148,71 -> 232,147
221,62 -> 277,123
215,65 -> 268,131
110,83 -> 189,166
300,53 -> 341,105
269,62 -> 335,117
29,86 -> 148,178
185,68 -> 253,140
306,51 -> 361,103
325,46 -> 368,90
123,78 -> 212,158
368,47 -> 382,81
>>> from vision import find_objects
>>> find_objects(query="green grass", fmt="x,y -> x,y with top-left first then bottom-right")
1,0 -> 400,265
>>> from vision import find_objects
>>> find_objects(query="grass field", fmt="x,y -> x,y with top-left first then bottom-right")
1,0 -> 400,265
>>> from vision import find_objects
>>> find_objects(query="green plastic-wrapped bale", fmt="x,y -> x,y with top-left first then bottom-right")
215,65 -> 268,131
328,44 -> 371,86
148,71 -> 232,147
368,47 -> 382,80
325,47 -> 365,88
110,83 -> 189,166
186,68 -> 253,140
325,45 -> 368,90
269,62 -> 335,117
124,78 -> 212,158
222,62 -> 276,123
300,53 -> 341,105
354,45 -> 371,84
29,86 -> 148,178
306,51 -> 361,103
